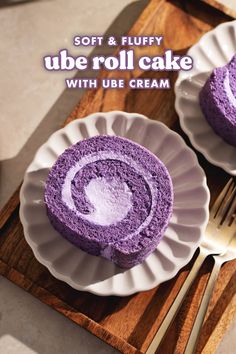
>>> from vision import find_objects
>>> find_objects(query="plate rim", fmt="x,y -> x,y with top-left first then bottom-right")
19,111 -> 210,296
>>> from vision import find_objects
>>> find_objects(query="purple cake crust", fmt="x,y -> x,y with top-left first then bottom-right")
44,135 -> 173,269
199,55 -> 236,147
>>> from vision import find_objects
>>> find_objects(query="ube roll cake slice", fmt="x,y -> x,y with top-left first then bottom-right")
45,135 -> 173,269
199,54 -> 236,147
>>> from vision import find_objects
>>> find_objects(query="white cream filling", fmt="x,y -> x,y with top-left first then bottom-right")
84,177 -> 132,226
61,151 -> 157,236
224,68 -> 236,108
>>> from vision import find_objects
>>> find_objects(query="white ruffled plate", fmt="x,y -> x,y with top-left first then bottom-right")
175,20 -> 236,175
20,111 -> 209,296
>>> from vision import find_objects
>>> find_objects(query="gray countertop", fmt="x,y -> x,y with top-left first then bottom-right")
0,0 -> 235,353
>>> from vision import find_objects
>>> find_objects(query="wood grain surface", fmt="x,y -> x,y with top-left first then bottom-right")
0,1 -> 235,353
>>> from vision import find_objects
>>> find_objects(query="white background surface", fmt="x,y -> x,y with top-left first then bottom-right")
0,0 -> 235,353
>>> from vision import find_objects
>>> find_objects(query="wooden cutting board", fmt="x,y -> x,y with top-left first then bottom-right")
1,1 -> 236,353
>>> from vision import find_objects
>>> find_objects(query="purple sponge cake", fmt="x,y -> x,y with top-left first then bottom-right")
44,135 -> 173,269
199,55 -> 236,147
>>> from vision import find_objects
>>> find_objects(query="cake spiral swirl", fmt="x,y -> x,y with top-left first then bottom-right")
200,55 -> 236,147
45,135 -> 173,268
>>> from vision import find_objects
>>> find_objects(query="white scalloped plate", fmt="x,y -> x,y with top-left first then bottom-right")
175,20 -> 236,175
20,111 -> 209,296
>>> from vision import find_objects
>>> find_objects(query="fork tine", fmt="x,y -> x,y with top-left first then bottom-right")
223,189 -> 236,226
210,178 -> 233,218
216,182 -> 236,226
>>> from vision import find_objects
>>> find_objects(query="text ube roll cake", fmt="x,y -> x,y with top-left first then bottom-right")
44,135 -> 173,269
199,54 -> 236,147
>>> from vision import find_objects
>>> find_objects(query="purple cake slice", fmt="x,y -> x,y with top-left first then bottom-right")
199,55 -> 236,147
44,135 -> 173,269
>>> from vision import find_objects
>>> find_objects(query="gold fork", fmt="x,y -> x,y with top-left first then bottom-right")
184,182 -> 236,353
185,233 -> 236,353
146,178 -> 236,354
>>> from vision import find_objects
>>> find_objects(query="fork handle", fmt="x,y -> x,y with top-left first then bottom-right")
146,246 -> 209,354
184,257 -> 222,354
